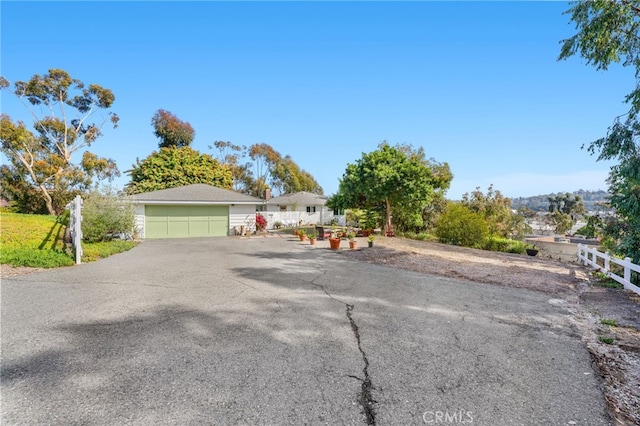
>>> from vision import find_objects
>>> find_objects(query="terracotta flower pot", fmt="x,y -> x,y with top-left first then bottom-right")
329,238 -> 341,250
349,241 -> 357,249
299,234 -> 307,241
309,238 -> 317,245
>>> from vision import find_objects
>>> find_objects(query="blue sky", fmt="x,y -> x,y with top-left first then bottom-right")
1,1 -> 634,199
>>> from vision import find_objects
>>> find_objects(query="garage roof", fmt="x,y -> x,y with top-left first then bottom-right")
132,184 -> 264,204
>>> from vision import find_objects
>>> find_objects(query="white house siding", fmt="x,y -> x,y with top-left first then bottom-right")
229,205 -> 257,235
134,205 -> 146,239
262,207 -> 344,229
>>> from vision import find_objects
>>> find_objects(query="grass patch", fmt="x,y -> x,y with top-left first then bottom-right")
1,211 -> 138,268
598,336 -> 615,345
594,281 -> 624,289
1,247 -> 75,268
396,231 -> 437,242
592,272 -> 624,289
1,212 -> 73,268
600,318 -> 618,326
82,241 -> 137,262
480,236 -> 527,254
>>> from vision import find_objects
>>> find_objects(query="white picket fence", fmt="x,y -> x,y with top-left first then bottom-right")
577,244 -> 640,296
66,195 -> 83,265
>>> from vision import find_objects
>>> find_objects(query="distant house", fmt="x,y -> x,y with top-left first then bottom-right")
263,191 -> 343,228
131,184 -> 263,238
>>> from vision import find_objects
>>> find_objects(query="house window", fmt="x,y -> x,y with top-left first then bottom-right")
306,206 -> 316,213
279,205 -> 287,211
333,208 -> 344,215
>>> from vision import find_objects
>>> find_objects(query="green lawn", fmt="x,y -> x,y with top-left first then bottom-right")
1,211 -> 137,268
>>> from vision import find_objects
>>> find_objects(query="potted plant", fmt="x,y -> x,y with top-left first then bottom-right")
298,228 -> 307,241
526,244 -> 539,256
308,230 -> 318,245
367,234 -> 375,248
329,229 -> 341,250
347,232 -> 357,249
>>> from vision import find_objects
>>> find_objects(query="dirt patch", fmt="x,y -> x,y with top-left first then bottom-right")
339,237 -> 640,425
0,264 -> 46,278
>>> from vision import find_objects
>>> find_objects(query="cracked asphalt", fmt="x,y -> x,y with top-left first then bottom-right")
1,237 -> 611,425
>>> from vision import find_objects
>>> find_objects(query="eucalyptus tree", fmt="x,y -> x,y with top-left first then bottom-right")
0,69 -> 119,214
559,0 -> 640,261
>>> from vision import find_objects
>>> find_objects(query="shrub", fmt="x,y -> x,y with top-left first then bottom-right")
81,189 -> 135,243
397,231 -> 435,241
255,213 -> 267,231
435,203 -> 488,247
481,236 -> 527,254
0,247 -> 74,268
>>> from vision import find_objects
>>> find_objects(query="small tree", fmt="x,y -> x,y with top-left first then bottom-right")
333,142 -> 452,234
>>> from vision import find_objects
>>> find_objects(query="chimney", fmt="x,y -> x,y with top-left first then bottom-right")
264,188 -> 271,201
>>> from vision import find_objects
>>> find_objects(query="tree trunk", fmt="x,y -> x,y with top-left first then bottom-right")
39,184 -> 56,215
385,198 -> 393,236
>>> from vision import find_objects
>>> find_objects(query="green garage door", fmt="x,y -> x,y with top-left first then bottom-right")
145,205 -> 229,238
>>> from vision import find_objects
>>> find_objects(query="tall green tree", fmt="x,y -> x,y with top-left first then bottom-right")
331,142 -> 452,234
210,141 -> 253,192
211,141 -> 324,197
271,155 -> 323,196
559,0 -> 640,261
0,69 -> 119,214
126,147 -> 232,194
151,109 -> 195,148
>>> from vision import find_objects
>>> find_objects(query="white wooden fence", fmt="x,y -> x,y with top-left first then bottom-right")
66,195 -> 83,265
577,244 -> 640,296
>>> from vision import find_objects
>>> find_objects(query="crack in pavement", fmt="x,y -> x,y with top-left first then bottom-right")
346,303 -> 377,425
307,266 -> 377,425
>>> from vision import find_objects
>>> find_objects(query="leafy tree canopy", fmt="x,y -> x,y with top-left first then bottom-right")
151,109 -> 195,148
126,147 -> 232,194
0,69 -> 119,214
331,142 -> 452,233
211,141 -> 323,197
462,185 -> 521,238
559,0 -> 640,261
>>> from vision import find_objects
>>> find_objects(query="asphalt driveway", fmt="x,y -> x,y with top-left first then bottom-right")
1,237 -> 610,425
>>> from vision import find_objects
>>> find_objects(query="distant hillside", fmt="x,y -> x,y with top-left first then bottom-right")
510,190 -> 610,212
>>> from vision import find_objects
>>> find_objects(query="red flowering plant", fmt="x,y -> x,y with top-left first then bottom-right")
255,213 -> 267,232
